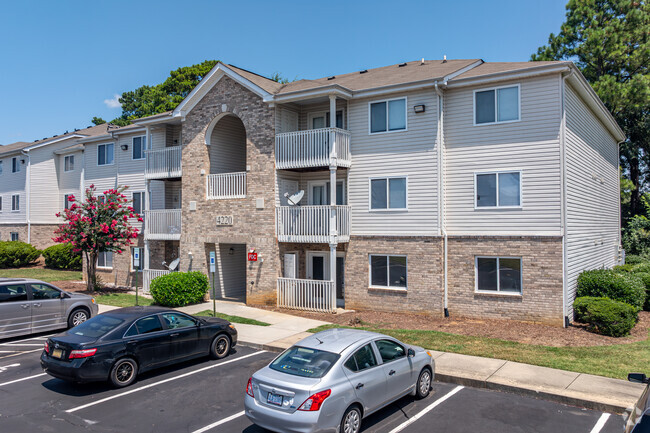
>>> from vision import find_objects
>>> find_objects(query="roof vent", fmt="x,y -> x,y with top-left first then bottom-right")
359,69 -> 368,74
33,139 -> 38,142
442,55 -> 447,63
327,76 -> 335,80
53,135 -> 58,138
398,62 -> 407,67
74,128 -> 79,131
421,58 -> 425,65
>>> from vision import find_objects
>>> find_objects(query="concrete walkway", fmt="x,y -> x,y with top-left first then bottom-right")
97,301 -> 645,414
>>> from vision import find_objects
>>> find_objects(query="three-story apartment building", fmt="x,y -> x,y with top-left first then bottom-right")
0,59 -> 624,326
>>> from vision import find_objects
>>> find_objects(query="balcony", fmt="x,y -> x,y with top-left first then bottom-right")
144,209 -> 182,240
276,205 -> 350,243
145,146 -> 182,180
143,269 -> 171,293
275,127 -> 351,170
206,172 -> 247,199
277,278 -> 336,313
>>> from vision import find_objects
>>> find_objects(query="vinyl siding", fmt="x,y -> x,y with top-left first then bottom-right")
0,155 -> 27,223
444,75 -> 563,235
564,83 -> 620,317
208,115 -> 246,174
348,89 -> 439,235
276,170 -> 347,206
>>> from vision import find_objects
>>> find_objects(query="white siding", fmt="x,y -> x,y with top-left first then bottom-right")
0,154 -> 26,223
209,115 -> 246,174
564,83 -> 620,316
444,75 -> 563,235
348,89 -> 439,235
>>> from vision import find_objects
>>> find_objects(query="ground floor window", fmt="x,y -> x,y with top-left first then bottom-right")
369,254 -> 407,289
10,232 -> 19,241
475,256 -> 522,293
97,251 -> 113,269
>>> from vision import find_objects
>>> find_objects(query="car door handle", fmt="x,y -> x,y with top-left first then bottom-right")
355,383 -> 364,389
21,304 -> 29,309
389,370 -> 396,376
33,303 -> 41,308
127,340 -> 137,344
170,333 -> 179,337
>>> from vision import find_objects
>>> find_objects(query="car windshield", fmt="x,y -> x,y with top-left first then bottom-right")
70,315 -> 124,338
269,346 -> 339,378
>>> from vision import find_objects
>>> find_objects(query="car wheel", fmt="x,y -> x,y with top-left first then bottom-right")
210,334 -> 231,360
110,358 -> 138,388
416,368 -> 432,399
68,308 -> 89,328
340,406 -> 362,433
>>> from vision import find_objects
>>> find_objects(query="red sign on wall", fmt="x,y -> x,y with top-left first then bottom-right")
248,252 -> 258,262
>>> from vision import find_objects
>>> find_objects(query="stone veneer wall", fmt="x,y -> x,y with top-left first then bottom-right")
0,224 -> 28,243
92,235 -> 145,288
0,224 -> 59,249
179,76 -> 280,305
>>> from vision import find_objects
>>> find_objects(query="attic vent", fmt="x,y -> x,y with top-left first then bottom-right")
359,70 -> 368,74
398,62 -> 407,67
53,135 -> 58,138
327,76 -> 336,80
33,139 -> 38,142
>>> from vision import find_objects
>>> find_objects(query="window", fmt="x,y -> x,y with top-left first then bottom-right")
375,339 -> 406,363
475,171 -> 521,208
162,313 -> 196,329
97,251 -> 113,268
30,284 -> 61,300
476,257 -> 522,293
370,255 -> 407,289
131,191 -> 144,215
370,177 -> 406,210
475,85 -> 519,125
97,143 -> 114,166
10,232 -> 19,241
64,155 -> 74,172
64,194 -> 72,210
12,157 -> 20,173
0,160 -> 3,175
132,136 -> 147,160
269,346 -> 340,378
97,195 -> 105,204
134,316 -> 163,334
72,315 -> 124,338
310,111 -> 343,129
309,181 -> 344,205
11,194 -> 19,211
370,98 -> 407,133
0,284 -> 28,303
344,344 -> 378,372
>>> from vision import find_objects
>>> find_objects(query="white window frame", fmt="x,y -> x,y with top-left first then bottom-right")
11,194 -> 19,212
368,97 -> 408,135
307,180 -> 345,206
12,157 -> 20,173
97,143 -> 115,166
368,254 -> 408,290
475,256 -> 523,295
131,191 -> 145,215
64,155 -> 75,172
63,193 -> 74,210
473,170 -> 522,210
97,251 -> 114,269
10,232 -> 19,242
473,84 -> 521,126
307,110 -> 344,130
132,135 -> 147,160
0,160 -> 3,175
368,176 -> 408,211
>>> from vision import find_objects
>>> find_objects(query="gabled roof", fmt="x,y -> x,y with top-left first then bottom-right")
451,61 -> 572,81
0,124 -> 111,157
227,64 -> 283,94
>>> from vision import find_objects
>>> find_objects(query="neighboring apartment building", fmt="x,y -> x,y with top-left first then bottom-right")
0,59 -> 624,326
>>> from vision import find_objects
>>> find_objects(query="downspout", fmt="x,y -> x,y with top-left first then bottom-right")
21,150 -> 31,244
435,81 -> 449,318
560,70 -> 575,328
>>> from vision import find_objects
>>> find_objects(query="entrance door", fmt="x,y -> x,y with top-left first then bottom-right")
308,181 -> 345,205
307,252 -> 329,280
336,257 -> 345,308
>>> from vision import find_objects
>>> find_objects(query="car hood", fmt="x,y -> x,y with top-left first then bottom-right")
201,317 -> 230,326
64,292 -> 93,300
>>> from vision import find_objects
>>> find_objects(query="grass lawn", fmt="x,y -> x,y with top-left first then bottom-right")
0,267 -> 82,282
195,310 -> 271,327
95,293 -> 155,308
308,323 -> 650,380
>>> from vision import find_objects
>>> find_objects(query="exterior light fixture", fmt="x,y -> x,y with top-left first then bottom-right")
414,104 -> 425,113
229,247 -> 235,255
121,144 -> 128,151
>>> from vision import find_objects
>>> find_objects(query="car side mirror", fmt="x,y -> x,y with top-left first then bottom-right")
628,373 -> 649,384
60,292 -> 69,299
408,348 -> 416,358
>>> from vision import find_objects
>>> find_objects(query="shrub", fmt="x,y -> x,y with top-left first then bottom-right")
573,296 -> 637,337
632,263 -> 650,274
150,271 -> 209,307
624,254 -> 647,265
576,269 -> 646,310
613,264 -> 637,273
42,243 -> 82,270
635,272 -> 650,311
0,241 -> 41,268
623,215 -> 650,256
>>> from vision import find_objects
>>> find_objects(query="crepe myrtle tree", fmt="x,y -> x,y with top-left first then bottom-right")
53,185 -> 142,290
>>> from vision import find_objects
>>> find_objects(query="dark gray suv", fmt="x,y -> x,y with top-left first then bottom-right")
0,278 -> 98,339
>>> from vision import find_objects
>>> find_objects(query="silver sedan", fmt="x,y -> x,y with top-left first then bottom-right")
244,328 -> 435,433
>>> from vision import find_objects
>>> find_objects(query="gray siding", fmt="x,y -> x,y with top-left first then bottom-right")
213,243 -> 246,300
0,154 -> 26,223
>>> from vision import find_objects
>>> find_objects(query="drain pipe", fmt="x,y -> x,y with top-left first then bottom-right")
21,150 -> 31,244
435,81 -> 449,318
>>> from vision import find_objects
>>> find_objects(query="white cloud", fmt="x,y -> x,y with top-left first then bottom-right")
104,94 -> 121,109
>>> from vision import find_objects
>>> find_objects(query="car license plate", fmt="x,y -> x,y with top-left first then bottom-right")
267,392 -> 283,406
51,348 -> 63,359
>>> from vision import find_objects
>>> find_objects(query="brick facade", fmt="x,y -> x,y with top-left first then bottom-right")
0,224 -> 28,243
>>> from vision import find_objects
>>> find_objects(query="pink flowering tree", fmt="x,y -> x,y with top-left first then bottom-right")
53,185 -> 142,290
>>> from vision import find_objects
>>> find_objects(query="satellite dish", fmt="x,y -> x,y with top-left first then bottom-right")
168,258 -> 180,271
284,190 -> 304,206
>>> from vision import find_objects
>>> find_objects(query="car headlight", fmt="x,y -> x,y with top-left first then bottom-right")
91,298 -> 96,304
229,324 -> 236,330
426,351 -> 433,357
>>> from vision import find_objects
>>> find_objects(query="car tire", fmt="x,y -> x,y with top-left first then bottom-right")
110,358 -> 138,388
416,368 -> 432,399
68,308 -> 89,328
340,405 -> 362,433
210,334 -> 231,360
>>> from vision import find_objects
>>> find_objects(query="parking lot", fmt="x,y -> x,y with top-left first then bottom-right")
0,337 -> 627,433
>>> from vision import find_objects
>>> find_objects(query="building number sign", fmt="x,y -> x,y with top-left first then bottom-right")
216,215 -> 233,226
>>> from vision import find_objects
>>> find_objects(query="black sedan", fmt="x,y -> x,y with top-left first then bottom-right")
41,306 -> 237,388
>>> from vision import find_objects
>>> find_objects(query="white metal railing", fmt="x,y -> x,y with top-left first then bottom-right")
275,127 -> 351,169
144,209 -> 182,240
276,205 -> 350,243
143,269 -> 171,293
277,278 -> 336,313
206,172 -> 247,199
145,146 -> 182,179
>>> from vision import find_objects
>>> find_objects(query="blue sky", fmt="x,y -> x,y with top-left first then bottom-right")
0,0 -> 568,145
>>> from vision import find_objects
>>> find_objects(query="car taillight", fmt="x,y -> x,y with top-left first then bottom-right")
246,378 -> 254,397
298,389 -> 331,411
69,348 -> 97,359
43,341 -> 49,354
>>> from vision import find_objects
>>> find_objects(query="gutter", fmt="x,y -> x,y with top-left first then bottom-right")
20,150 -> 31,244
434,81 -> 449,318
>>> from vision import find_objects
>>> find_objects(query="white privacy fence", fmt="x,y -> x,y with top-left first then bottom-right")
206,172 -> 247,199
275,127 -> 351,169
143,269 -> 171,293
144,209 -> 182,240
145,146 -> 182,179
276,205 -> 351,243
277,278 -> 336,313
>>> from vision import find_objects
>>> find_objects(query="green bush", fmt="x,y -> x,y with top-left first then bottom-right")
624,254 -> 647,265
0,241 -> 41,268
573,296 -> 637,337
632,263 -> 650,274
613,264 -> 637,273
623,215 -> 650,256
42,243 -> 82,270
635,272 -> 650,311
577,269 -> 646,310
150,271 -> 209,307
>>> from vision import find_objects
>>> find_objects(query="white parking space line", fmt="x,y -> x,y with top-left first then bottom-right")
191,411 -> 245,433
0,343 -> 45,347
387,385 -> 464,433
0,348 -> 43,359
0,373 -> 47,387
0,335 -> 53,345
66,351 -> 266,413
589,413 -> 611,433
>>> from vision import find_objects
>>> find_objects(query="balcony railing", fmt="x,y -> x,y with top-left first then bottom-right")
145,146 -> 182,179
206,172 -> 247,199
276,205 -> 351,243
143,269 -> 171,293
277,278 -> 336,313
144,209 -> 182,240
275,127 -> 351,170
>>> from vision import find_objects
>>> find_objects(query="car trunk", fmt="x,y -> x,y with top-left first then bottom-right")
252,367 -> 322,414
47,334 -> 96,362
